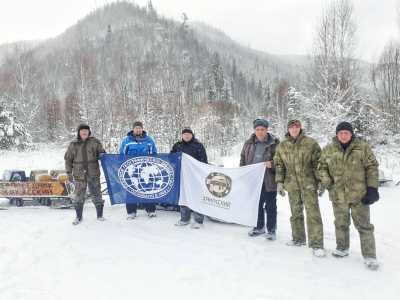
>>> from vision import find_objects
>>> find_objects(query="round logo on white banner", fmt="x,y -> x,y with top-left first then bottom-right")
205,172 -> 232,198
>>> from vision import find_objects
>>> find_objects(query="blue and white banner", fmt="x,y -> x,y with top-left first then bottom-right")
101,153 -> 182,205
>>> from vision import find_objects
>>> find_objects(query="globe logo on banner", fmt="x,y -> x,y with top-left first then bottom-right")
118,156 -> 175,199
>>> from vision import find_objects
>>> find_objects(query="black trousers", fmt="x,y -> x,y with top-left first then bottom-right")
126,203 -> 156,214
256,185 -> 277,233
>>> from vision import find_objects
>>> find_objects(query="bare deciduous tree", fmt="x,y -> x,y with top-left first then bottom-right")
305,0 -> 361,139
372,41 -> 400,131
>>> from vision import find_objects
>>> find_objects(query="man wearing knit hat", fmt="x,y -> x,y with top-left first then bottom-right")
171,127 -> 208,229
274,119 -> 325,257
319,121 -> 380,270
119,121 -> 158,219
240,118 -> 279,240
64,124 -> 106,225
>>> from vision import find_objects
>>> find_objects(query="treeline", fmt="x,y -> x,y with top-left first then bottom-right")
0,1 -> 292,159
0,0 -> 399,157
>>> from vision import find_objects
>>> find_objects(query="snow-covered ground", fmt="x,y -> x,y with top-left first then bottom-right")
0,144 -> 399,300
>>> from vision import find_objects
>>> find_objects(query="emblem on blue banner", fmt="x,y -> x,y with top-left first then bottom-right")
118,156 -> 175,200
101,153 -> 181,205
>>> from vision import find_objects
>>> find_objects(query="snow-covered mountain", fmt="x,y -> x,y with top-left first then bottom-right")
0,1 -> 302,156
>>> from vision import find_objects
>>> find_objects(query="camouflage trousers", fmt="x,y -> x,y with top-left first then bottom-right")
288,189 -> 324,249
73,176 -> 104,207
332,201 -> 376,258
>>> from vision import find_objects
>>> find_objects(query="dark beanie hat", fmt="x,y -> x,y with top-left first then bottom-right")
182,127 -> 194,135
77,124 -> 91,139
253,118 -> 269,129
336,122 -> 354,135
133,121 -> 144,128
287,119 -> 302,129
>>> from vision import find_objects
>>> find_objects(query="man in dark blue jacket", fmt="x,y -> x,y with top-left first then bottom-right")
119,121 -> 158,219
171,127 -> 208,229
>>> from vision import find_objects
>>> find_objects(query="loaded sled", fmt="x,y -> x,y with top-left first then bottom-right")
0,169 -> 74,208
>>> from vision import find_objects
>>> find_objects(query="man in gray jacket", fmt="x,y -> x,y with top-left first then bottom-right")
240,119 -> 279,240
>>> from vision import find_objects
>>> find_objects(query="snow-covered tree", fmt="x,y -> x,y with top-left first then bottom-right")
305,0 -> 366,140
372,41 -> 400,133
0,104 -> 31,150
0,1 -> 311,155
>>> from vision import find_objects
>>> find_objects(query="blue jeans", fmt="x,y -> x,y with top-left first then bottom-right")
180,206 -> 204,224
256,186 -> 277,233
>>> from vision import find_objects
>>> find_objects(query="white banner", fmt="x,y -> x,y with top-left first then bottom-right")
179,154 -> 266,227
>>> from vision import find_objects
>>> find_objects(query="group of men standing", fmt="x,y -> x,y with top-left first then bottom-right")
118,121 -> 208,228
241,118 -> 379,270
64,121 -> 208,228
64,117 -> 380,270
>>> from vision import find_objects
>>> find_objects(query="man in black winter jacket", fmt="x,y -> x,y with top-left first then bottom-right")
171,127 -> 208,229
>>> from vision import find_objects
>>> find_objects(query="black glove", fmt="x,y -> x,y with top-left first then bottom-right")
361,187 -> 379,205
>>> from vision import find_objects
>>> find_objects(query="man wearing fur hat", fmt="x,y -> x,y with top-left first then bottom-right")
319,122 -> 380,270
240,118 -> 279,240
274,119 -> 325,257
64,124 -> 106,225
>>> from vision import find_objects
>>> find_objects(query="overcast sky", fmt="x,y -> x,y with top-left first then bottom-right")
0,0 -> 398,62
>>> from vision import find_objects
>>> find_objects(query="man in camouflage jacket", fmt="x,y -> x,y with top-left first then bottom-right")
274,120 -> 325,257
318,122 -> 380,270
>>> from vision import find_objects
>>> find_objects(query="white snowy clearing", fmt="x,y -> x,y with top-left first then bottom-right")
0,144 -> 399,300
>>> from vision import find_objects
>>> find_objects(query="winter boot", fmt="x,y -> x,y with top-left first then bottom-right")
147,211 -> 157,218
175,220 -> 190,226
332,248 -> 350,258
312,248 -> 326,258
364,258 -> 379,270
286,240 -> 306,247
96,204 -> 105,221
72,203 -> 84,225
248,227 -> 266,237
265,231 -> 276,241
126,213 -> 137,220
